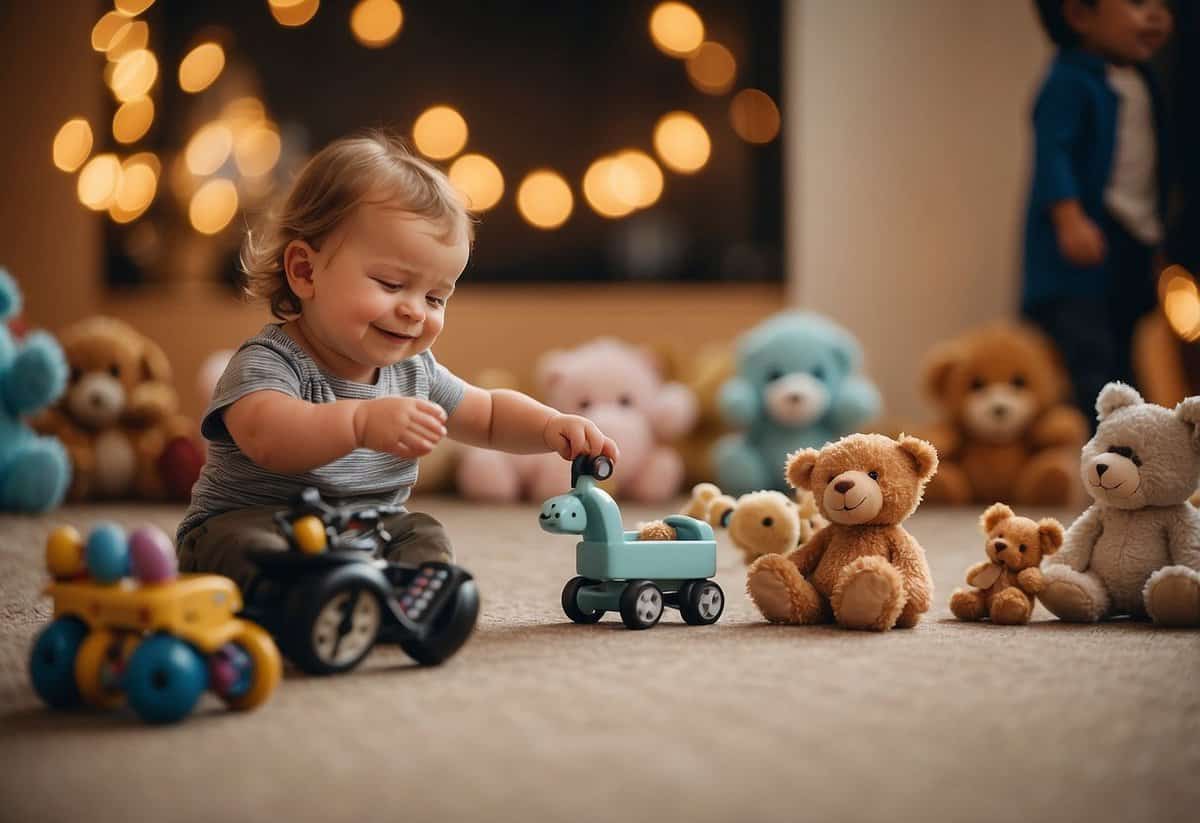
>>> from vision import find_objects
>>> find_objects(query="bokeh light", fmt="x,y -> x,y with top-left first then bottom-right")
269,0 -> 320,28
448,153 -> 504,211
686,41 -> 736,95
179,43 -> 226,93
614,150 -> 663,209
115,0 -> 157,14
234,123 -> 282,177
1160,266 -> 1200,341
649,2 -> 704,58
109,49 -> 159,103
77,154 -> 122,211
653,112 -> 710,173
729,89 -> 781,144
113,97 -> 155,144
91,12 -> 128,52
110,154 -> 159,223
351,0 -> 404,48
189,178 -> 239,235
412,105 -> 468,160
106,21 -> 149,62
517,170 -> 573,230
186,122 -> 234,176
53,118 -> 94,172
583,157 -> 636,219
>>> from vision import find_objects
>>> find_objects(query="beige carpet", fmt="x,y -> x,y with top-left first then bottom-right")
2,499 -> 1198,823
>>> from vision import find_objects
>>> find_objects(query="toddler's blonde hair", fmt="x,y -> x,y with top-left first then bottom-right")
240,129 -> 473,320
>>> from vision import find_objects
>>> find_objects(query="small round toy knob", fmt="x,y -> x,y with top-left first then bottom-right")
86,523 -> 130,584
129,526 -> 178,583
45,525 -> 85,579
292,515 -> 327,554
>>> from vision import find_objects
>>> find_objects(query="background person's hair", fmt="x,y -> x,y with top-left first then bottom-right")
240,129 -> 473,320
1033,0 -> 1098,48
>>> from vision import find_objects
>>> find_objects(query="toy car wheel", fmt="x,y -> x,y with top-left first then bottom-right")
286,574 -> 384,675
29,617 -> 87,708
619,580 -> 664,630
680,580 -> 725,626
399,578 -> 481,666
592,456 -> 614,481
218,623 -> 282,711
75,629 -> 131,710
124,634 -> 208,724
561,576 -> 604,624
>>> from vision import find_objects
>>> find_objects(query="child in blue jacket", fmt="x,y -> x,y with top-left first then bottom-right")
1023,0 -> 1173,428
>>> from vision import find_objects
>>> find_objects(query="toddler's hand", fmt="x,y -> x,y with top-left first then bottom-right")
1053,205 -> 1106,267
543,413 -> 619,463
355,397 -> 447,458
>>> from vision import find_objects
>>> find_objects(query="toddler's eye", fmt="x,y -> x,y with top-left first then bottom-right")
618,394 -> 633,407
426,296 -> 446,307
372,278 -> 402,292
579,399 -> 591,410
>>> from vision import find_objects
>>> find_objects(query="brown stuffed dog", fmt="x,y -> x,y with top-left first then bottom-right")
746,433 -> 938,631
949,503 -> 1064,625
916,324 -> 1087,506
35,317 -> 202,501
683,482 -> 826,564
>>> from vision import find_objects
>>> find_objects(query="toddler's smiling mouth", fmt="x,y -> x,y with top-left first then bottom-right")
373,325 -> 417,343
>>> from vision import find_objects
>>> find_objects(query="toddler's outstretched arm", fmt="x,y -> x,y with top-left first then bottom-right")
448,385 -> 618,461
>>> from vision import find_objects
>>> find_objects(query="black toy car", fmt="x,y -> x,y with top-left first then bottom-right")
240,488 -> 480,675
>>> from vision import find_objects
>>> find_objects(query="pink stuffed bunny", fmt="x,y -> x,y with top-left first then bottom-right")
456,338 -> 697,503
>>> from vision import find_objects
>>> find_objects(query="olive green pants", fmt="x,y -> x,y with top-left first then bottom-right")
177,506 -> 453,591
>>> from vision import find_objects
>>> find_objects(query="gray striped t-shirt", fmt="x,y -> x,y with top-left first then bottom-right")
177,323 -> 465,542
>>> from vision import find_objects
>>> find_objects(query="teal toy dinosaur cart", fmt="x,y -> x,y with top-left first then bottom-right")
539,455 -> 725,629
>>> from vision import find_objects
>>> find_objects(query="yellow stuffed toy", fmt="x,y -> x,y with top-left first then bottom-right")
682,481 -> 826,564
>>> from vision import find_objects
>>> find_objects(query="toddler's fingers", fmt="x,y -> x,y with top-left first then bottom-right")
412,414 -> 447,440
600,436 -> 620,463
414,398 -> 447,421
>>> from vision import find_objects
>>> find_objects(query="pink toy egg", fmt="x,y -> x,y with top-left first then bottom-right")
128,526 -> 177,583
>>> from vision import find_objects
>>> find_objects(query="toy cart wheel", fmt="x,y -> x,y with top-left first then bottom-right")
29,617 -> 87,709
619,580 -> 664,630
124,634 -> 208,724
75,629 -> 131,709
680,580 -> 725,626
561,576 -> 604,624
218,623 -> 282,711
592,456 -> 614,481
399,578 -> 481,666
286,576 -> 383,675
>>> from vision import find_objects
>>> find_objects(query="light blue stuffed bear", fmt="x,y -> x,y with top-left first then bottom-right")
712,311 -> 881,495
0,268 -> 70,512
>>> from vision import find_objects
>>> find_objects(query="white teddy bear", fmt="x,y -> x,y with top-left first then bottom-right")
1040,382 -> 1200,625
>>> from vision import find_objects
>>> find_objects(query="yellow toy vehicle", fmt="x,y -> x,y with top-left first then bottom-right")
29,522 -> 281,724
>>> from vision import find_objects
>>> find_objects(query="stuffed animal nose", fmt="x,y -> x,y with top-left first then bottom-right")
787,393 -> 805,405
991,405 -> 1008,419
834,480 -> 854,494
89,392 -> 105,408
1095,464 -> 1108,477
994,541 -> 1007,553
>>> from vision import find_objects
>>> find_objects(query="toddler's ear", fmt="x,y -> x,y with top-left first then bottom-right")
785,449 -> 820,491
980,502 -> 1013,534
283,240 -> 319,298
1037,518 -> 1065,555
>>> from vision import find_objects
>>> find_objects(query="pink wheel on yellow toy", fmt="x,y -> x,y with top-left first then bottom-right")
220,623 -> 281,711
75,630 -> 133,710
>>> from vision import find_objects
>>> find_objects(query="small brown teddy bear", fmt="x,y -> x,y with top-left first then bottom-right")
949,502 -> 1064,625
746,433 -> 938,631
34,317 -> 202,501
916,324 -> 1088,506
682,482 -> 826,564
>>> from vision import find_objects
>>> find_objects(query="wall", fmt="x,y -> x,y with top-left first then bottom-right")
786,0 -> 1050,424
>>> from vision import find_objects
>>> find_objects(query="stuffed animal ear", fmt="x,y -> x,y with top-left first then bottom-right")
534,349 -> 568,392
0,268 -> 21,322
1096,382 -> 1143,422
1174,396 -> 1200,450
705,494 -> 737,529
1037,518 -> 1065,555
897,434 -> 938,481
140,336 -> 172,383
980,502 -> 1014,533
785,449 -> 820,491
921,342 -> 962,407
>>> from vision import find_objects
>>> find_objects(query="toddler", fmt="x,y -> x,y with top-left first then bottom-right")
1024,0 -> 1173,428
177,131 -> 618,588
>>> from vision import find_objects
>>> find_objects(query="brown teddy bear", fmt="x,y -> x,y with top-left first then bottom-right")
682,482 -> 826,564
34,317 -> 202,501
746,433 -> 938,631
916,324 -> 1088,506
949,503 -> 1064,625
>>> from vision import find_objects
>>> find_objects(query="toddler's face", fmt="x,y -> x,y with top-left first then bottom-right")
1072,0 -> 1172,64
301,199 -> 469,374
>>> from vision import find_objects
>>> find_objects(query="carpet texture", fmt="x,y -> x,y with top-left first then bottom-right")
2,499 -> 1198,823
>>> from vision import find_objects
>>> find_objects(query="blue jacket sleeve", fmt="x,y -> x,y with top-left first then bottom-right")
1030,70 -> 1086,212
